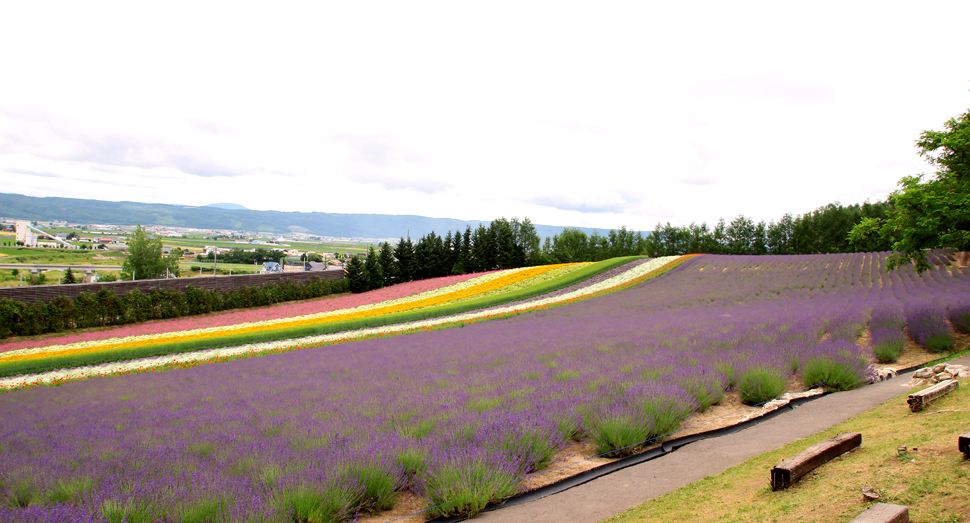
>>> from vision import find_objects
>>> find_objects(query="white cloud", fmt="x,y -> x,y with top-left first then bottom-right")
0,1 -> 967,232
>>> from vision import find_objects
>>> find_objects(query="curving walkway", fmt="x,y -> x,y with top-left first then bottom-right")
472,358 -> 969,523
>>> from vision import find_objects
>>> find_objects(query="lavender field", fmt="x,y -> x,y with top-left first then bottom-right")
2,252 -> 968,522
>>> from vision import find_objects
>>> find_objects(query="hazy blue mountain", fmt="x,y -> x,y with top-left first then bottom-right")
205,203 -> 250,210
0,192 -> 631,241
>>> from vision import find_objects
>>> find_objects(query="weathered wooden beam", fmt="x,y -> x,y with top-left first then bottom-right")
907,379 -> 959,412
848,503 -> 909,523
770,432 -> 862,490
960,430 -> 970,460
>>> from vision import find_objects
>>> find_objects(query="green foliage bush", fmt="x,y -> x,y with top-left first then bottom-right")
800,357 -> 865,391
737,367 -> 787,405
423,462 -> 518,518
0,275 -> 346,342
872,338 -> 904,363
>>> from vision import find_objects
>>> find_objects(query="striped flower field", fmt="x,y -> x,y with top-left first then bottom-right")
1,252 -> 967,523
0,257 -> 685,388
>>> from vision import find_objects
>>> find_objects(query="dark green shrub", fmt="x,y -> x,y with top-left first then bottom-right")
74,291 -> 104,328
47,295 -> 77,331
347,462 -> 397,514
737,367 -> 787,405
276,484 -> 357,523
123,289 -> 152,323
801,357 -> 865,391
96,288 -> 124,325
423,461 -> 517,518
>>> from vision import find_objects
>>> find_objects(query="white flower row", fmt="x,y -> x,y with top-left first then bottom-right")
0,257 -> 679,389
1,267 -> 528,359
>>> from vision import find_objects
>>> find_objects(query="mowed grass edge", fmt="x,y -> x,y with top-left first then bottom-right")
604,367 -> 970,523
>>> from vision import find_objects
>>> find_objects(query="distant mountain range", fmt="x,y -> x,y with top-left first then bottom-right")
204,202 -> 250,210
0,193 -> 624,241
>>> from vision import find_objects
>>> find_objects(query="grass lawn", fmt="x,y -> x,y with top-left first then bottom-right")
605,373 -> 970,523
0,247 -> 124,265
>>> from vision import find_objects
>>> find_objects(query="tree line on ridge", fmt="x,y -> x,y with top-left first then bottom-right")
343,200 -> 895,293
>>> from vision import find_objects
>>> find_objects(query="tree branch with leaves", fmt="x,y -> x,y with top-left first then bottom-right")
850,107 -> 970,272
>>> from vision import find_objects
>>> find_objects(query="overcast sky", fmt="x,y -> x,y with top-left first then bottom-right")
1,2 -> 968,232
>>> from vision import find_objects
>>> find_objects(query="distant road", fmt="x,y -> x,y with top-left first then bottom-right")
0,263 -> 124,271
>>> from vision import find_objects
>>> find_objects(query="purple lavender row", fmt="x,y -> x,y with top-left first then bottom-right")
1,252 -> 967,522
477,258 -> 655,313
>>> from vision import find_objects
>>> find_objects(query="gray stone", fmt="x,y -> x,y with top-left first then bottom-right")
932,364 -> 947,373
913,368 -> 935,379
936,372 -> 954,381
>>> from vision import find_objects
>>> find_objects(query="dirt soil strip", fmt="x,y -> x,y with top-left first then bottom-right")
469,355 -> 970,523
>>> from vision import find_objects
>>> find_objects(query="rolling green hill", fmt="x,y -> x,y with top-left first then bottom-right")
1,192 -> 616,240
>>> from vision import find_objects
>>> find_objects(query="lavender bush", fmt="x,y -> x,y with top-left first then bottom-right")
906,301 -> 955,352
737,366 -> 788,405
1,251 -> 967,522
800,341 -> 869,391
591,383 -> 697,456
948,296 -> 970,334
869,303 -> 906,362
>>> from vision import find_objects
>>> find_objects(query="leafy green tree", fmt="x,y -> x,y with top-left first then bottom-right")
449,230 -> 467,275
121,224 -> 180,280
470,224 -> 495,271
377,241 -> 397,286
300,252 -> 324,263
413,233 -> 435,280
851,108 -> 970,271
545,228 -> 589,263
363,245 -> 383,290
515,217 -> 542,265
442,231 -> 457,275
588,231 -> 609,261
607,225 -> 647,257
492,218 -> 524,269
344,254 -> 367,293
394,237 -> 415,282
63,267 -> 77,284
726,214 -> 757,254
767,214 -> 795,254
461,226 -> 472,269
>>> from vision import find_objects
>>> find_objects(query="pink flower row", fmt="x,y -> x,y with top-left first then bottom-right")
0,272 -> 490,354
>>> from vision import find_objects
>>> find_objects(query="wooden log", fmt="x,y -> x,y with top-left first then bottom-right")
960,430 -> 970,460
770,432 -> 862,490
848,503 -> 909,523
907,379 -> 959,412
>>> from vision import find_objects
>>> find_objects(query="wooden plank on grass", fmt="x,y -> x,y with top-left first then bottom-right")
907,379 -> 959,412
848,503 -> 909,523
770,432 -> 862,490
960,430 -> 970,460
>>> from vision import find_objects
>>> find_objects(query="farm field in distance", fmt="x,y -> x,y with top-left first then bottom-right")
1,251 -> 968,523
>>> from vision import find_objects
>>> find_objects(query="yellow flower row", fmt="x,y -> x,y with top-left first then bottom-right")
3,264 -> 575,364
446,263 -> 591,307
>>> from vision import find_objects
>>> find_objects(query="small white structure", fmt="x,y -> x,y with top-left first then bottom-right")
15,221 -> 36,246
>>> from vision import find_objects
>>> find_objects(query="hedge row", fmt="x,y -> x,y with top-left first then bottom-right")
0,276 -> 350,339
